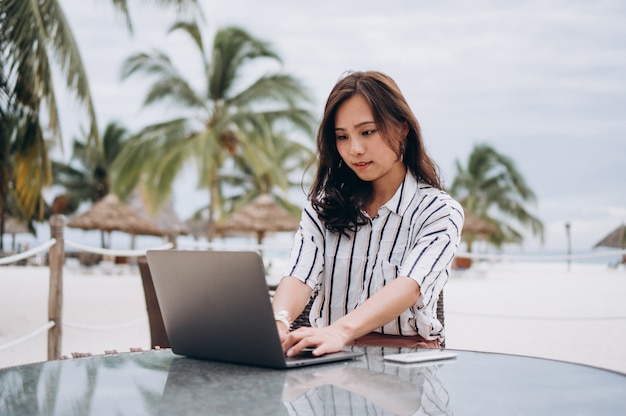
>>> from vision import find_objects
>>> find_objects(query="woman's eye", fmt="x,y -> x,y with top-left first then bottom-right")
336,134 -> 348,140
362,130 -> 376,136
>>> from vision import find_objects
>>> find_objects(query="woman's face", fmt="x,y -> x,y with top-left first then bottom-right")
334,94 -> 406,188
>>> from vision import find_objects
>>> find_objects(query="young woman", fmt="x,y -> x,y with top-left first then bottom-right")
272,71 -> 464,357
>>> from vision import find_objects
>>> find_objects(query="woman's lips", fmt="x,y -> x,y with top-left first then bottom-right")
352,161 -> 371,170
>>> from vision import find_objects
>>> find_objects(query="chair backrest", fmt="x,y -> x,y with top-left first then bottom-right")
291,296 -> 314,330
138,258 -> 170,348
437,291 -> 445,347
293,290 -> 446,347
145,268 -> 445,348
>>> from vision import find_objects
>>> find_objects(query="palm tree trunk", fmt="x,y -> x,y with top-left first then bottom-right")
0,206 -> 5,252
206,168 -> 219,241
466,238 -> 474,253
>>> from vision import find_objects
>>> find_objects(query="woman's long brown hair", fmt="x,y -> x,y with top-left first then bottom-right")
309,71 -> 442,235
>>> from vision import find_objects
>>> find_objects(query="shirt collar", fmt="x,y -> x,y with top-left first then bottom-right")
381,171 -> 418,216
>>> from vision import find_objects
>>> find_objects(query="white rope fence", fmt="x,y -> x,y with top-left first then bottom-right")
58,241 -> 171,332
0,318 -> 150,353
64,240 -> 173,257
0,231 -> 174,354
0,319 -> 150,353
0,321 -> 56,352
0,238 -> 57,266
63,317 -> 148,331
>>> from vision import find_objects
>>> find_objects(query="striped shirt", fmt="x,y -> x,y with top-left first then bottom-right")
284,172 -> 464,341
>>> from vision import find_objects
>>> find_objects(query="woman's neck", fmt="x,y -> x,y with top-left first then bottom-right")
367,163 -> 407,216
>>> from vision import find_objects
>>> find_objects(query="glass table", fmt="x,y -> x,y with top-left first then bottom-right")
1,346 -> 625,415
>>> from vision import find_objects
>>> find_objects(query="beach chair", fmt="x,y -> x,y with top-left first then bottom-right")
138,258 -> 170,348
437,291 -> 446,348
292,290 -> 446,348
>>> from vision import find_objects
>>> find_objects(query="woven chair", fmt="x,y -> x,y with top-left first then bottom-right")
291,290 -> 446,347
291,296 -> 315,330
138,258 -> 170,348
437,291 -> 445,348
139,274 -> 445,349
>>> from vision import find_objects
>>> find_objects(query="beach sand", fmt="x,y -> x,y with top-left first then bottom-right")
1,261 -> 625,374
445,261 -> 626,374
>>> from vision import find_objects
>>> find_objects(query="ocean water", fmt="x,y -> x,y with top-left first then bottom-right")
2,222 -> 623,267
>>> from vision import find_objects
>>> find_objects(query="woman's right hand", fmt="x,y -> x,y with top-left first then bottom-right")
276,322 -> 290,344
271,276 -> 314,348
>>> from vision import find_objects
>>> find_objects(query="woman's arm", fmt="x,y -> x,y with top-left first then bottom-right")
284,276 -> 420,356
333,276 -> 421,340
271,276 -> 313,337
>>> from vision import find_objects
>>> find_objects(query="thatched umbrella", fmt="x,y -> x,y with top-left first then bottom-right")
5,216 -> 29,235
594,224 -> 626,265
594,224 -> 626,250
67,194 -> 165,248
462,212 -> 496,237
127,188 -> 189,238
2,216 -> 32,252
215,194 -> 300,244
185,217 -> 210,240
456,212 -> 496,269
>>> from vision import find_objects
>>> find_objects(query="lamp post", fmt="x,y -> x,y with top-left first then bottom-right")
565,222 -> 571,271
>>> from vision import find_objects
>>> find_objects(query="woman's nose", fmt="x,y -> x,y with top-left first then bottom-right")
350,138 -> 365,155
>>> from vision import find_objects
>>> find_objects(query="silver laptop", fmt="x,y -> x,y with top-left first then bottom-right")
146,250 -> 362,369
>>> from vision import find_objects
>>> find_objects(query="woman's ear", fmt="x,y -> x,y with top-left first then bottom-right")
401,121 -> 409,138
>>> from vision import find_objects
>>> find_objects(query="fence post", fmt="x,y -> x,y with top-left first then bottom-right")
167,231 -> 179,249
48,214 -> 66,360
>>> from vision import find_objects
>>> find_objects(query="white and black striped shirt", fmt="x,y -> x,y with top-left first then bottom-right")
284,172 -> 464,341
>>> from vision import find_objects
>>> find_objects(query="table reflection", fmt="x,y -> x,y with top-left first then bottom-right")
159,346 -> 451,416
0,352 -> 170,415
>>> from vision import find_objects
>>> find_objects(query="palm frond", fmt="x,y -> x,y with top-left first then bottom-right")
1,0 -> 100,148
209,26 -> 280,101
117,22 -> 315,238
450,143 -> 544,250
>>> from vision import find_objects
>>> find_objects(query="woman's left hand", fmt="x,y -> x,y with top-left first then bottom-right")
283,325 -> 352,357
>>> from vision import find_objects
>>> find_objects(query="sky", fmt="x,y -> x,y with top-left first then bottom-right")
33,0 -> 626,255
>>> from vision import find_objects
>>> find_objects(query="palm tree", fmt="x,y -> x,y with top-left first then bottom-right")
0,0 -> 200,146
51,121 -> 130,215
99,0 -> 203,34
0,0 -> 199,243
0,55 -> 12,250
0,7 -> 53,233
1,0 -> 102,148
221,118 -> 315,218
112,23 -> 315,239
51,121 -> 131,248
5,106 -> 52,221
450,143 -> 544,251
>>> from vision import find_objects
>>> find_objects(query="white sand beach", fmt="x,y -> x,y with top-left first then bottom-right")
1,261 -> 625,374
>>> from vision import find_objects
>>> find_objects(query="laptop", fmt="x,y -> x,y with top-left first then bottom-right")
146,250 -> 362,369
